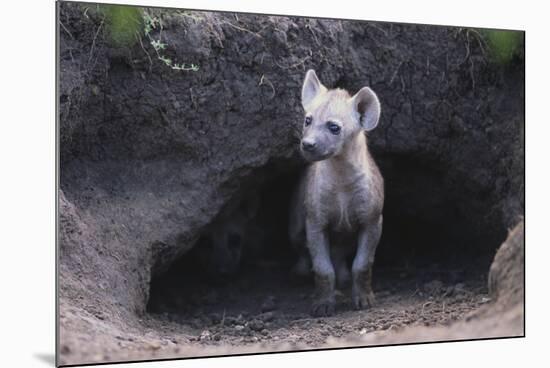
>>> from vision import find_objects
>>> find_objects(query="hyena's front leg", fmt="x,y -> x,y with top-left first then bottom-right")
352,216 -> 382,310
306,220 -> 335,316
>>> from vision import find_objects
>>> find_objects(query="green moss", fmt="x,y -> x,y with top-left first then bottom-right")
484,30 -> 524,65
102,5 -> 143,48
95,5 -> 199,71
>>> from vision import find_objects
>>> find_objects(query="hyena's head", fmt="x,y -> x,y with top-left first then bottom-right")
299,69 -> 381,162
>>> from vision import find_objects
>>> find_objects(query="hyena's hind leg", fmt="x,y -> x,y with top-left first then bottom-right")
332,247 -> 351,289
291,249 -> 311,277
288,187 -> 311,279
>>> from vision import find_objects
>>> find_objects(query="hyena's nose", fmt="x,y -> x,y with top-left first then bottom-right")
301,140 -> 317,152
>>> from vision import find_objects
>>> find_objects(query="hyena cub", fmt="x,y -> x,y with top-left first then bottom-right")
289,70 -> 384,316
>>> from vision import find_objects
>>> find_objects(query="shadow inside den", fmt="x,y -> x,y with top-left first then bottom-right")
147,153 -> 504,327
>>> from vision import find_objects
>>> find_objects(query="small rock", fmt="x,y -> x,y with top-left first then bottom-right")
149,342 -> 161,350
258,311 -> 275,322
453,284 -> 470,298
213,334 -> 221,341
199,330 -> 211,341
234,324 -> 245,331
249,319 -> 265,331
480,297 -> 492,304
424,280 -> 444,295
260,329 -> 269,336
443,286 -> 455,297
359,328 -> 367,335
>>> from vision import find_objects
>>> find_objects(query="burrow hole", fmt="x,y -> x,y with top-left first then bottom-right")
147,155 -> 505,320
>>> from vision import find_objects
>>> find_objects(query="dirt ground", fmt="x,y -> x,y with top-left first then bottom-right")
146,265 -> 491,347
58,267 -> 520,366
60,272 -> 486,363
59,256 -> 521,366
58,218 -> 524,366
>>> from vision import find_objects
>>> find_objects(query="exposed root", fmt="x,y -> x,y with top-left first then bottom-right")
136,31 -> 153,72
87,16 -> 104,66
59,20 -> 75,40
220,20 -> 263,39
258,74 -> 276,99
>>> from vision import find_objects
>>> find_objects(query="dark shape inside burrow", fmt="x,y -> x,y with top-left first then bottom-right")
147,153 -> 506,317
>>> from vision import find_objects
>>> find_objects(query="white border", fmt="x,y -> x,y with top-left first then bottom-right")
2,0 -> 546,367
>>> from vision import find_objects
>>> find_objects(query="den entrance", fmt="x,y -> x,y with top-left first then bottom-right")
146,154 -> 505,344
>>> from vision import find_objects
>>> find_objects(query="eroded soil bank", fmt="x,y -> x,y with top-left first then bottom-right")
59,223 -> 523,365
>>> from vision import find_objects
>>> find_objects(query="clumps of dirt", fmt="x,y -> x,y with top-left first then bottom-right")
58,256 -> 512,365
145,263 -> 491,349
57,222 -> 523,365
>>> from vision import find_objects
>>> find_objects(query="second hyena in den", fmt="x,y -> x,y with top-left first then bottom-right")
289,70 -> 384,316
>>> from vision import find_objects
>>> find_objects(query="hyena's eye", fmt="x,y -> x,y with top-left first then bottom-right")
304,116 -> 312,126
327,121 -> 341,135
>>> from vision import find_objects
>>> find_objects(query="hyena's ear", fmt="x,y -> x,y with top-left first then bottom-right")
350,87 -> 381,131
302,70 -> 326,110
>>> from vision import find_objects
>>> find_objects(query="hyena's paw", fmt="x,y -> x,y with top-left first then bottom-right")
352,290 -> 375,310
311,298 -> 335,317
